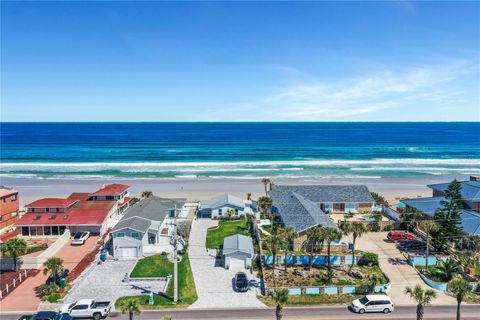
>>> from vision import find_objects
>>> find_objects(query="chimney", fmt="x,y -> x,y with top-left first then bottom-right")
470,176 -> 480,182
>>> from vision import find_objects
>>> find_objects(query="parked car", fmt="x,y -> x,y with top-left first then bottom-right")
18,315 -> 33,320
387,231 -> 415,242
60,299 -> 111,320
398,240 -> 432,252
350,294 -> 394,314
234,272 -> 249,292
71,232 -> 90,245
30,312 -> 71,320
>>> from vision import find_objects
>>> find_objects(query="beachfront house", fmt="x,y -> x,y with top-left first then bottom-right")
0,186 -> 20,232
401,176 -> 480,235
15,183 -> 130,237
198,194 -> 258,219
269,185 -> 375,251
111,196 -> 186,259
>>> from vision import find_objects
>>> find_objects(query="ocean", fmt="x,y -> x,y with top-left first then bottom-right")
1,122 -> 479,180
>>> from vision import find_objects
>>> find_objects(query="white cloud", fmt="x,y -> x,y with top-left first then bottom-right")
249,60 -> 477,120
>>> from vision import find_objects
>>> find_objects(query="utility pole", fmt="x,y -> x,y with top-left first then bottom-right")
173,204 -> 178,303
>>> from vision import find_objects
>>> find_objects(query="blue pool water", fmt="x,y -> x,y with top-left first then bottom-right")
1,122 -> 479,179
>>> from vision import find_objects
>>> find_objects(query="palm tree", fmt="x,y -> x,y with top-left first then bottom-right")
267,234 -> 286,288
341,222 -> 367,273
43,257 -> 64,277
246,213 -> 256,234
367,273 -> 383,293
257,196 -> 272,220
458,250 -> 479,275
1,237 -> 27,270
279,226 -> 297,272
246,192 -> 252,201
225,208 -> 235,220
118,298 -> 141,320
450,275 -> 472,320
270,288 -> 289,320
419,220 -> 439,270
306,226 -> 325,270
405,285 -> 437,320
269,180 -> 275,191
437,258 -> 458,282
324,227 -> 343,270
261,178 -> 271,196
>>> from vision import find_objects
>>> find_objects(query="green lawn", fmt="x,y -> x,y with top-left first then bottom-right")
116,253 -> 197,309
206,220 -> 250,249
130,253 -> 172,278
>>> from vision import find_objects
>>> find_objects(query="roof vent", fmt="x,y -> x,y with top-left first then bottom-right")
49,215 -> 57,220
33,215 -> 42,220
63,215 -> 69,220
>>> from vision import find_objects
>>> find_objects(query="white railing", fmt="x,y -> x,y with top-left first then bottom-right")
0,269 -> 29,300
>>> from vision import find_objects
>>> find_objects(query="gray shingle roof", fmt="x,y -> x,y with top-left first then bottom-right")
270,189 -> 338,233
269,185 -> 374,203
201,194 -> 245,210
112,196 -> 186,232
123,196 -> 186,221
112,216 -> 151,233
223,234 -> 254,256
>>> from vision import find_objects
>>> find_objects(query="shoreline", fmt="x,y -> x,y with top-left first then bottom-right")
1,174 -> 469,208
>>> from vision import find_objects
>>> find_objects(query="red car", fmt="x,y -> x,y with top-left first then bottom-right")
387,231 -> 415,241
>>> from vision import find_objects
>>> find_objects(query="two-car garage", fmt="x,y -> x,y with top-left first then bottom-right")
222,234 -> 254,270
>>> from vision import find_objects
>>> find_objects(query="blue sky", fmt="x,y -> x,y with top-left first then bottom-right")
2,1 -> 479,122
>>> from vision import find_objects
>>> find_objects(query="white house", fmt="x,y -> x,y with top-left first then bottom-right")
111,196 -> 186,259
199,194 -> 258,219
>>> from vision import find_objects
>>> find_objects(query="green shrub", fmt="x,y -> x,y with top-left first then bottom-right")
38,283 -> 58,298
368,222 -> 381,232
382,225 -> 394,232
358,252 -> 379,267
46,293 -> 61,303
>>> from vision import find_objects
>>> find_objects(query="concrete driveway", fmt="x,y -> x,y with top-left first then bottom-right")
188,219 -> 266,309
352,232 -> 456,306
64,259 -> 167,308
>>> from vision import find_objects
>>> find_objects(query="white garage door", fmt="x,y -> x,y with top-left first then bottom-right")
119,247 -> 138,259
230,258 -> 245,269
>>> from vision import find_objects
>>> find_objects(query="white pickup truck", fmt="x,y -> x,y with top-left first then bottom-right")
60,299 -> 111,320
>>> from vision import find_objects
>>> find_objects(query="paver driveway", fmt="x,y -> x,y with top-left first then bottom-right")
0,236 -> 100,312
353,232 -> 456,306
64,260 -> 167,308
188,219 -> 266,309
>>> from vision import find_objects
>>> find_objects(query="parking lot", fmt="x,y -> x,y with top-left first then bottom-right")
354,232 -> 456,306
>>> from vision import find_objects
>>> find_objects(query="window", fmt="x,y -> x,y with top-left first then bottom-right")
324,202 -> 333,212
116,232 -> 125,237
59,226 -> 66,234
31,208 -> 35,213
52,226 -> 59,236
235,209 -> 239,215
11,194 -> 17,201
22,227 -> 30,236
46,208 -> 50,212
44,226 -> 52,236
56,208 -> 60,212
0,215 -> 2,222
218,209 -> 222,216
11,211 -> 18,217
72,305 -> 88,310
346,202 -> 358,213
30,226 -> 37,236
131,232 -> 140,239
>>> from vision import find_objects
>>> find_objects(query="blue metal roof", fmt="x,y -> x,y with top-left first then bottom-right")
401,197 -> 480,235
428,181 -> 480,201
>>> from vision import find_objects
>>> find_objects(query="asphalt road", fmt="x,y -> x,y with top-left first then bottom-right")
2,305 -> 480,320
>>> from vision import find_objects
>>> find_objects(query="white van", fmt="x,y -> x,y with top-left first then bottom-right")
350,294 -> 394,314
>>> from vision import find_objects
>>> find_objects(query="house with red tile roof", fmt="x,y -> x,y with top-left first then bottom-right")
15,184 -> 130,238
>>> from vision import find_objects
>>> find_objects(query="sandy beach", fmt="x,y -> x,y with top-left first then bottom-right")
0,174 -> 470,208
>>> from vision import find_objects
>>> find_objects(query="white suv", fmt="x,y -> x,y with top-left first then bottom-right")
350,294 -> 394,314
